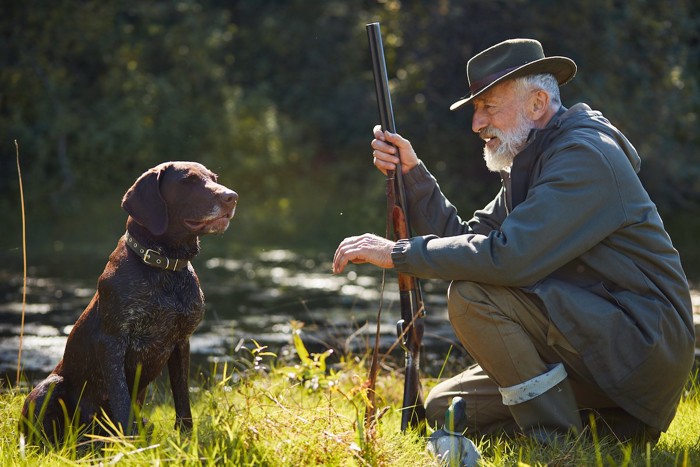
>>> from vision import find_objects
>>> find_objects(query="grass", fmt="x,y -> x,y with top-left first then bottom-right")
2,337 -> 699,466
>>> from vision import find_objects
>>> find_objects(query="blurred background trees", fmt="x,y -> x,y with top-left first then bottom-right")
1,0 -> 699,276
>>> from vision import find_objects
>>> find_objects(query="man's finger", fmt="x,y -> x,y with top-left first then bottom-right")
333,236 -> 361,273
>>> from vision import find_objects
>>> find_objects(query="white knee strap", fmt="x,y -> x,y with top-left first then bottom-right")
499,363 -> 568,406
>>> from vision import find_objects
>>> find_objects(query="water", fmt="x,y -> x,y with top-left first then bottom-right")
0,248 -> 469,386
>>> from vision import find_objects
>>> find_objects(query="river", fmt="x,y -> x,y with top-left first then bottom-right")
0,248 -> 468,387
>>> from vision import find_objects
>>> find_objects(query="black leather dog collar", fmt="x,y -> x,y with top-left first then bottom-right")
124,231 -> 189,271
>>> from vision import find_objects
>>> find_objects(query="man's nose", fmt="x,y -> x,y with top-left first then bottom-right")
472,110 -> 487,134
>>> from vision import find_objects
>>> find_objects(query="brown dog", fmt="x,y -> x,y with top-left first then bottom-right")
21,161 -> 237,443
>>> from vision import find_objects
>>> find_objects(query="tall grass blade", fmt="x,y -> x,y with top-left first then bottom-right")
15,140 -> 28,389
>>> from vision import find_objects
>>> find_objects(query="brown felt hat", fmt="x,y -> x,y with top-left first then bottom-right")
450,38 -> 577,111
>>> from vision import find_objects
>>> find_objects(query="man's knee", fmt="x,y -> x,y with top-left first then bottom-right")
447,280 -> 478,315
447,281 -> 496,337
447,279 -> 503,309
447,280 -> 483,302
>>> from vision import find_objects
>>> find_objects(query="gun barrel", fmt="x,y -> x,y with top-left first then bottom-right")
367,23 -> 396,134
366,22 -> 412,237
366,21 -> 427,434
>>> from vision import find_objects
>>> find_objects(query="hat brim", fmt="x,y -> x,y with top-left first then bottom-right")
449,56 -> 576,111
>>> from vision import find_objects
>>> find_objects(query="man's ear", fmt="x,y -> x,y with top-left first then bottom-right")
121,167 -> 169,236
528,89 -> 552,124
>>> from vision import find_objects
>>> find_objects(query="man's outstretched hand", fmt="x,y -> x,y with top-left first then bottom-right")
332,233 -> 395,274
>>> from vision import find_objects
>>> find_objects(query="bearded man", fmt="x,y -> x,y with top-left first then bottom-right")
333,39 -> 695,444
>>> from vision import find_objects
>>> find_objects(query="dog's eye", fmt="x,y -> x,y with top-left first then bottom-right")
182,173 -> 201,184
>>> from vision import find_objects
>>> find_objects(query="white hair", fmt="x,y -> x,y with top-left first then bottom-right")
514,73 -> 561,107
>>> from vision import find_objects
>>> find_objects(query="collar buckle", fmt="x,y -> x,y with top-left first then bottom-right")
125,231 -> 187,271
142,248 -> 168,269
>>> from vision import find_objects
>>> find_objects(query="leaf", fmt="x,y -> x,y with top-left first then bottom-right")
293,329 -> 312,366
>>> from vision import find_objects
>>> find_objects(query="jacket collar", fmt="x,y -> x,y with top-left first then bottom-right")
502,105 -> 568,211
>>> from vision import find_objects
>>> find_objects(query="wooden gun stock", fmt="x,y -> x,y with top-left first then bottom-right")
366,21 -> 426,433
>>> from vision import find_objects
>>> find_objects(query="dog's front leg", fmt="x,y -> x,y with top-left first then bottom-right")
167,340 -> 193,431
96,333 -> 132,434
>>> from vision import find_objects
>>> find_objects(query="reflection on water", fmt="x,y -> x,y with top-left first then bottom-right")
0,249 -> 468,384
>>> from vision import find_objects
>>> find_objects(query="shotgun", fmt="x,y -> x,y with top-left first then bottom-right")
366,21 -> 427,433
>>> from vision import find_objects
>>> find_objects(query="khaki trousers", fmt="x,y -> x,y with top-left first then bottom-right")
424,281 -> 616,433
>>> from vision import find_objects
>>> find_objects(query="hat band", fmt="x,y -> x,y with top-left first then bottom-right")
469,65 -> 520,95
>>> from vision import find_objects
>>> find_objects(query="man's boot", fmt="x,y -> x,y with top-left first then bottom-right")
499,363 -> 582,444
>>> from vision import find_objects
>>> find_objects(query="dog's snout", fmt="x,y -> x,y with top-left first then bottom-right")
221,189 -> 238,206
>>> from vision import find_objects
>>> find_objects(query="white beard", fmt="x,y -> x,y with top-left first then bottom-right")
482,110 -> 533,172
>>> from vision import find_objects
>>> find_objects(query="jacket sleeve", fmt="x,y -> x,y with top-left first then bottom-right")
402,162 -> 507,237
392,142 -> 629,286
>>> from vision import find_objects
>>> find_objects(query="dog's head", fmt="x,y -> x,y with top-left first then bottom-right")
121,161 -> 238,239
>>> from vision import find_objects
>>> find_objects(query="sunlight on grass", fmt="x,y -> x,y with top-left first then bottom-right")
2,341 -> 699,466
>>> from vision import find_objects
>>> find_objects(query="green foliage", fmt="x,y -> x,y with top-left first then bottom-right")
2,0 -> 699,262
277,320 -> 336,392
237,339 -> 278,374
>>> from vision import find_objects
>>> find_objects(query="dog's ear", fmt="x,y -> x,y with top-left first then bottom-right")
121,167 -> 169,236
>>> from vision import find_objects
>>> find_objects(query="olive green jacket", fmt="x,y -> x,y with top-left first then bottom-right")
391,103 -> 695,430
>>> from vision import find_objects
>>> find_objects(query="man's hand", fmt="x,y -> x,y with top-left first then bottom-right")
332,233 -> 395,274
371,126 -> 419,175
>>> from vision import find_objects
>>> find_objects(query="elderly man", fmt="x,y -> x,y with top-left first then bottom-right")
333,38 -> 695,443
